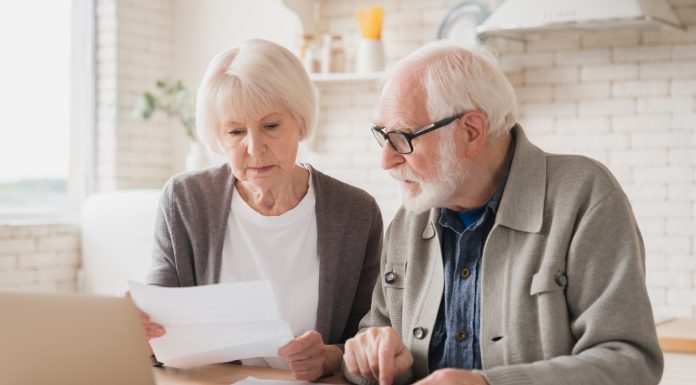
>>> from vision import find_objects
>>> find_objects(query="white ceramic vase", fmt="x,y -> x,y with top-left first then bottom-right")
185,141 -> 210,171
355,38 -> 385,73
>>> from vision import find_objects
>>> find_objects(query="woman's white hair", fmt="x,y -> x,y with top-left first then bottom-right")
389,39 -> 517,138
196,39 -> 317,153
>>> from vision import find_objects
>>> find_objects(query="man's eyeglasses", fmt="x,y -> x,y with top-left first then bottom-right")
371,112 -> 465,155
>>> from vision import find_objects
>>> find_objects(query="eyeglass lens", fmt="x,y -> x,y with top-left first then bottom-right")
386,132 -> 411,154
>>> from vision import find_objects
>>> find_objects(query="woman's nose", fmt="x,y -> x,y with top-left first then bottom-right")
246,130 -> 264,156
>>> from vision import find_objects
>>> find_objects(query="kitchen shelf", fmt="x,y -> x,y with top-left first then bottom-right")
309,71 -> 384,85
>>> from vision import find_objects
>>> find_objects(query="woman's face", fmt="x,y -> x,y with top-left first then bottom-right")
217,110 -> 302,188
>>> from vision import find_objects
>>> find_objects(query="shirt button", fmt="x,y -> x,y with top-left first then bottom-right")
555,272 -> 568,287
413,327 -> 426,339
455,330 -> 467,341
460,267 -> 471,279
384,271 -> 396,284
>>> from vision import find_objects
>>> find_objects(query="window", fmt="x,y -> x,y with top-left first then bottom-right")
0,0 -> 93,217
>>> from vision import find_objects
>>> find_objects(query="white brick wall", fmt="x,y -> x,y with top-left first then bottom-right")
1,0 -> 175,292
0,223 -> 81,292
95,0 -> 174,191
5,0 -> 694,319
309,0 -> 696,319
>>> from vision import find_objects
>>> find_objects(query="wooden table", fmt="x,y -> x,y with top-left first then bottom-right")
657,318 -> 696,354
154,364 -> 349,385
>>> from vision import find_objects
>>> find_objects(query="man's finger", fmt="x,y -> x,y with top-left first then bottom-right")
393,346 -> 413,377
354,343 -> 376,381
377,338 -> 395,385
343,345 -> 359,375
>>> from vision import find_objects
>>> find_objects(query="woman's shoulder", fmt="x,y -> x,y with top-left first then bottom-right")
164,163 -> 233,200
308,165 -> 379,212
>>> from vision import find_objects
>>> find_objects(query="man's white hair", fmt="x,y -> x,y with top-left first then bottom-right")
388,39 -> 518,138
195,39 -> 317,153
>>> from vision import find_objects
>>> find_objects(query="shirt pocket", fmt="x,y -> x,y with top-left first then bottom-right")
530,264 -> 567,296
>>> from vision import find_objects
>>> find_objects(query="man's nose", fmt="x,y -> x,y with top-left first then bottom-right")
381,142 -> 404,170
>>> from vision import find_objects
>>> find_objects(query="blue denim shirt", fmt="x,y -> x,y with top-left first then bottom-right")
428,139 -> 515,372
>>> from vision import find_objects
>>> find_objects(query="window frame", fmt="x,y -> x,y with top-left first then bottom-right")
0,0 -> 95,221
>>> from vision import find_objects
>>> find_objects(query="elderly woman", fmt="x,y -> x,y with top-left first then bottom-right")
140,39 -> 383,381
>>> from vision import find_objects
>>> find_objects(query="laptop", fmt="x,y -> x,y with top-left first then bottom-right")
0,291 -> 156,385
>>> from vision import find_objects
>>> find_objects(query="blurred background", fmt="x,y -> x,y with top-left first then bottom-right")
0,0 -> 694,360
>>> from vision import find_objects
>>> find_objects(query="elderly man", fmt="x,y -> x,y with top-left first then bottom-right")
342,40 -> 663,385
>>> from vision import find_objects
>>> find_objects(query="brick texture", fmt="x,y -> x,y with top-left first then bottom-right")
311,0 -> 696,319
4,0 -> 694,319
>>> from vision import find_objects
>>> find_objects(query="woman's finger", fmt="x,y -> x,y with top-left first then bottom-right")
278,330 -> 322,357
292,366 -> 323,382
288,354 -> 321,372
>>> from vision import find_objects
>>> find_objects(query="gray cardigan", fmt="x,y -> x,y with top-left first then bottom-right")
346,125 -> 663,385
146,163 -> 383,345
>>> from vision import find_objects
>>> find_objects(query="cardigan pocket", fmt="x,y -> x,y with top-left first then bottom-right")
383,260 -> 407,333
383,260 -> 407,289
530,265 -> 567,295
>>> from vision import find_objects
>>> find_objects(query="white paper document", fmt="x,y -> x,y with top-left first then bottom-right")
128,280 -> 293,368
233,376 -> 331,385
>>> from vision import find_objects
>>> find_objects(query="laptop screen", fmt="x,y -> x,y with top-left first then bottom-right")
0,292 -> 155,385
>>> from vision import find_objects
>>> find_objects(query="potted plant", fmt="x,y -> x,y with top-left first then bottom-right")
134,79 -> 210,170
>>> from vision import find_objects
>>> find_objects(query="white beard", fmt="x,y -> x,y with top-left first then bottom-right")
389,129 -> 469,214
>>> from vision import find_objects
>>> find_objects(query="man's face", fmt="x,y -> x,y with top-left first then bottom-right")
377,77 -> 470,213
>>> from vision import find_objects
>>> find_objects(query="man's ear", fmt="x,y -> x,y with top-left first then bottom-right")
457,110 -> 488,157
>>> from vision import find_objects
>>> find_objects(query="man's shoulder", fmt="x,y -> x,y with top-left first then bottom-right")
386,207 -> 433,241
544,153 -> 624,206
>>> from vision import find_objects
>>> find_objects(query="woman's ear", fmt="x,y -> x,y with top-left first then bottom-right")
457,110 -> 489,157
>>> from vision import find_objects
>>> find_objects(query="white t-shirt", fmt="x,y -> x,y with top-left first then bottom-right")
219,174 -> 319,369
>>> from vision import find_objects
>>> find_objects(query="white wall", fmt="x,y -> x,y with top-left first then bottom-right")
170,0 -> 304,168
0,223 -> 81,292
95,0 -> 174,191
3,1 -> 695,321
310,0 -> 696,319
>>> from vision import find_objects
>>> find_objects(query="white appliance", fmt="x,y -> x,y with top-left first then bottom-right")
477,0 -> 684,39
81,190 -> 161,295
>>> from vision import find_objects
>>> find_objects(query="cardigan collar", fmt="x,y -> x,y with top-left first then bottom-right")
423,124 -> 546,237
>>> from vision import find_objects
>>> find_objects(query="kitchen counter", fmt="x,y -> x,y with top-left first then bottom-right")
657,318 -> 696,354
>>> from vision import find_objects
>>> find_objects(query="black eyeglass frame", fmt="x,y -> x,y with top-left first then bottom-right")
371,112 -> 465,154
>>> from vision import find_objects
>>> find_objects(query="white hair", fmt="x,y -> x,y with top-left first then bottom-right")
388,39 -> 518,138
195,39 -> 317,153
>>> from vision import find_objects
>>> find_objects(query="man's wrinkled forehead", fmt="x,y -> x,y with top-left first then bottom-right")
375,73 -> 428,130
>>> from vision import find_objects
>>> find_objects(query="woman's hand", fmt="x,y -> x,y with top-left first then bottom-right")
277,330 -> 343,382
124,291 -> 166,342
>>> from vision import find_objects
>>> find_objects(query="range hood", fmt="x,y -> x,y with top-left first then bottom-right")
477,0 -> 684,39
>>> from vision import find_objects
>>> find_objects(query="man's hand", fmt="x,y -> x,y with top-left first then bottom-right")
277,330 -> 342,381
413,369 -> 488,385
343,326 -> 413,385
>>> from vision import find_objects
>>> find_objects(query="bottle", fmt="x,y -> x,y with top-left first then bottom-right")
304,41 -> 321,73
301,35 -> 320,73
296,34 -> 312,63
320,33 -> 346,73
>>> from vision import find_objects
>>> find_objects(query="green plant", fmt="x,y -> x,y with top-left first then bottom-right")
135,79 -> 196,141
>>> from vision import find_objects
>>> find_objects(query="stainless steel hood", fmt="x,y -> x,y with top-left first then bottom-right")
477,0 -> 684,39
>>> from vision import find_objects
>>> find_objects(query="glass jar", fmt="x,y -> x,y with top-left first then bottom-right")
299,35 -> 320,73
320,33 -> 346,73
